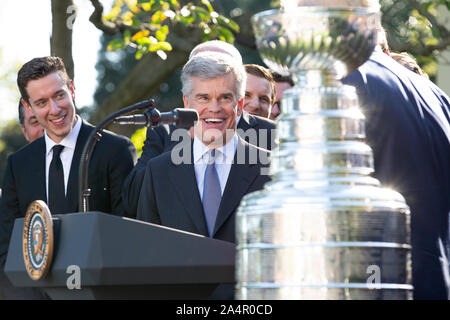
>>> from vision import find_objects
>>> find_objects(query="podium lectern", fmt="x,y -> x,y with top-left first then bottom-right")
4,212 -> 236,299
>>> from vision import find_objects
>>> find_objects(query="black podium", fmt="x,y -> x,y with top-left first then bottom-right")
4,212 -> 236,299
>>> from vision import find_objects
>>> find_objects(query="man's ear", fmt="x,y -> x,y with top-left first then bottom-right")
182,95 -> 189,108
20,124 -> 30,142
68,80 -> 75,101
21,98 -> 32,111
236,97 -> 244,117
20,124 -> 26,135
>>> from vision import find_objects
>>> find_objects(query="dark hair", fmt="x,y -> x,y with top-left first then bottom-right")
17,56 -> 70,104
390,52 -> 424,76
18,100 -> 25,126
244,64 -> 276,104
270,71 -> 295,87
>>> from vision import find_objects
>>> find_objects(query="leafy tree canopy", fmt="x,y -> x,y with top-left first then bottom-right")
85,0 -> 449,135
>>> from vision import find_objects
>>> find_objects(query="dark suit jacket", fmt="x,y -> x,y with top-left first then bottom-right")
123,111 -> 276,218
0,120 -> 137,267
343,51 -> 450,300
136,136 -> 271,243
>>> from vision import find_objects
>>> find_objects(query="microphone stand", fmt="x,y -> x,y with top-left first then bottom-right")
78,99 -> 155,213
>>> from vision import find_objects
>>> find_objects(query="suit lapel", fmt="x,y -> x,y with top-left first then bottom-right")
237,111 -> 256,131
213,138 -> 260,236
34,138 -> 47,202
66,121 -> 92,213
168,148 -> 209,237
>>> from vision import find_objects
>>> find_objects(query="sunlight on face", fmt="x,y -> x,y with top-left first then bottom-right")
24,72 -> 76,143
183,74 -> 243,148
244,73 -> 272,118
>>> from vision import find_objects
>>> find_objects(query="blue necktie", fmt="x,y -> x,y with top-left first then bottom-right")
202,149 -> 222,237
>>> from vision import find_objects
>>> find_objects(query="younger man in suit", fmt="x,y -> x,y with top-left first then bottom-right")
0,56 -> 137,271
243,64 -> 276,119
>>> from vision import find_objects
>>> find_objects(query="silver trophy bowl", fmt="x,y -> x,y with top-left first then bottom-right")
253,6 -> 378,79
235,5 -> 412,300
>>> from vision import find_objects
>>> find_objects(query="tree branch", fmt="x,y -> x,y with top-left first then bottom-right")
88,25 -> 202,135
391,36 -> 450,56
407,0 -> 449,37
88,0 -> 120,35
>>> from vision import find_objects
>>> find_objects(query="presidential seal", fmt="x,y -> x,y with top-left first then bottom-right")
23,200 -> 54,280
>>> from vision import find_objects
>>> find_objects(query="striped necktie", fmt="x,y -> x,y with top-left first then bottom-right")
202,149 -> 221,237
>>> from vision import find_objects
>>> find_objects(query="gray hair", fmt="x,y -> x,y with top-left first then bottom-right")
181,52 -> 246,100
189,40 -> 243,63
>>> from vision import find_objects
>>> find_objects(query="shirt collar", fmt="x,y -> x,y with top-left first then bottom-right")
45,115 -> 82,156
193,133 -> 238,164
236,113 -> 242,124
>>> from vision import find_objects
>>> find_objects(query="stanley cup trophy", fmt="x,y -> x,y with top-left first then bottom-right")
235,0 -> 412,299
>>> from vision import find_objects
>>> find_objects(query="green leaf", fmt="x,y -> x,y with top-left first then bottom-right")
132,16 -> 141,28
158,41 -> 172,51
104,6 -> 121,21
179,15 -> 195,26
421,1 -> 433,12
192,6 -> 211,22
155,25 -> 169,41
216,16 -> 240,32
217,26 -> 235,43
152,10 -> 167,24
131,30 -> 150,41
201,32 -> 211,42
168,0 -> 179,8
431,26 -> 440,38
135,50 -> 144,60
161,1 -> 170,11
107,38 -> 126,51
124,29 -> 131,43
149,41 -> 173,52
135,36 -> 157,46
131,126 -> 147,156
201,0 -> 214,12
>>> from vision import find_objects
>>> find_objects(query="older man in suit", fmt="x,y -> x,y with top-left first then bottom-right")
137,52 -> 271,242
0,57 -> 136,295
123,41 -> 275,218
343,43 -> 450,299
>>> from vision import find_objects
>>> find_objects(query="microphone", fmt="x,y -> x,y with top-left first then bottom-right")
114,108 -> 198,128
161,108 -> 199,128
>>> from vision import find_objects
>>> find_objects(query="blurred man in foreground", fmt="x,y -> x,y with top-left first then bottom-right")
343,26 -> 450,300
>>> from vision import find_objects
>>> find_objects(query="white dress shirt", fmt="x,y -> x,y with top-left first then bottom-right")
45,115 -> 82,201
193,134 -> 238,201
